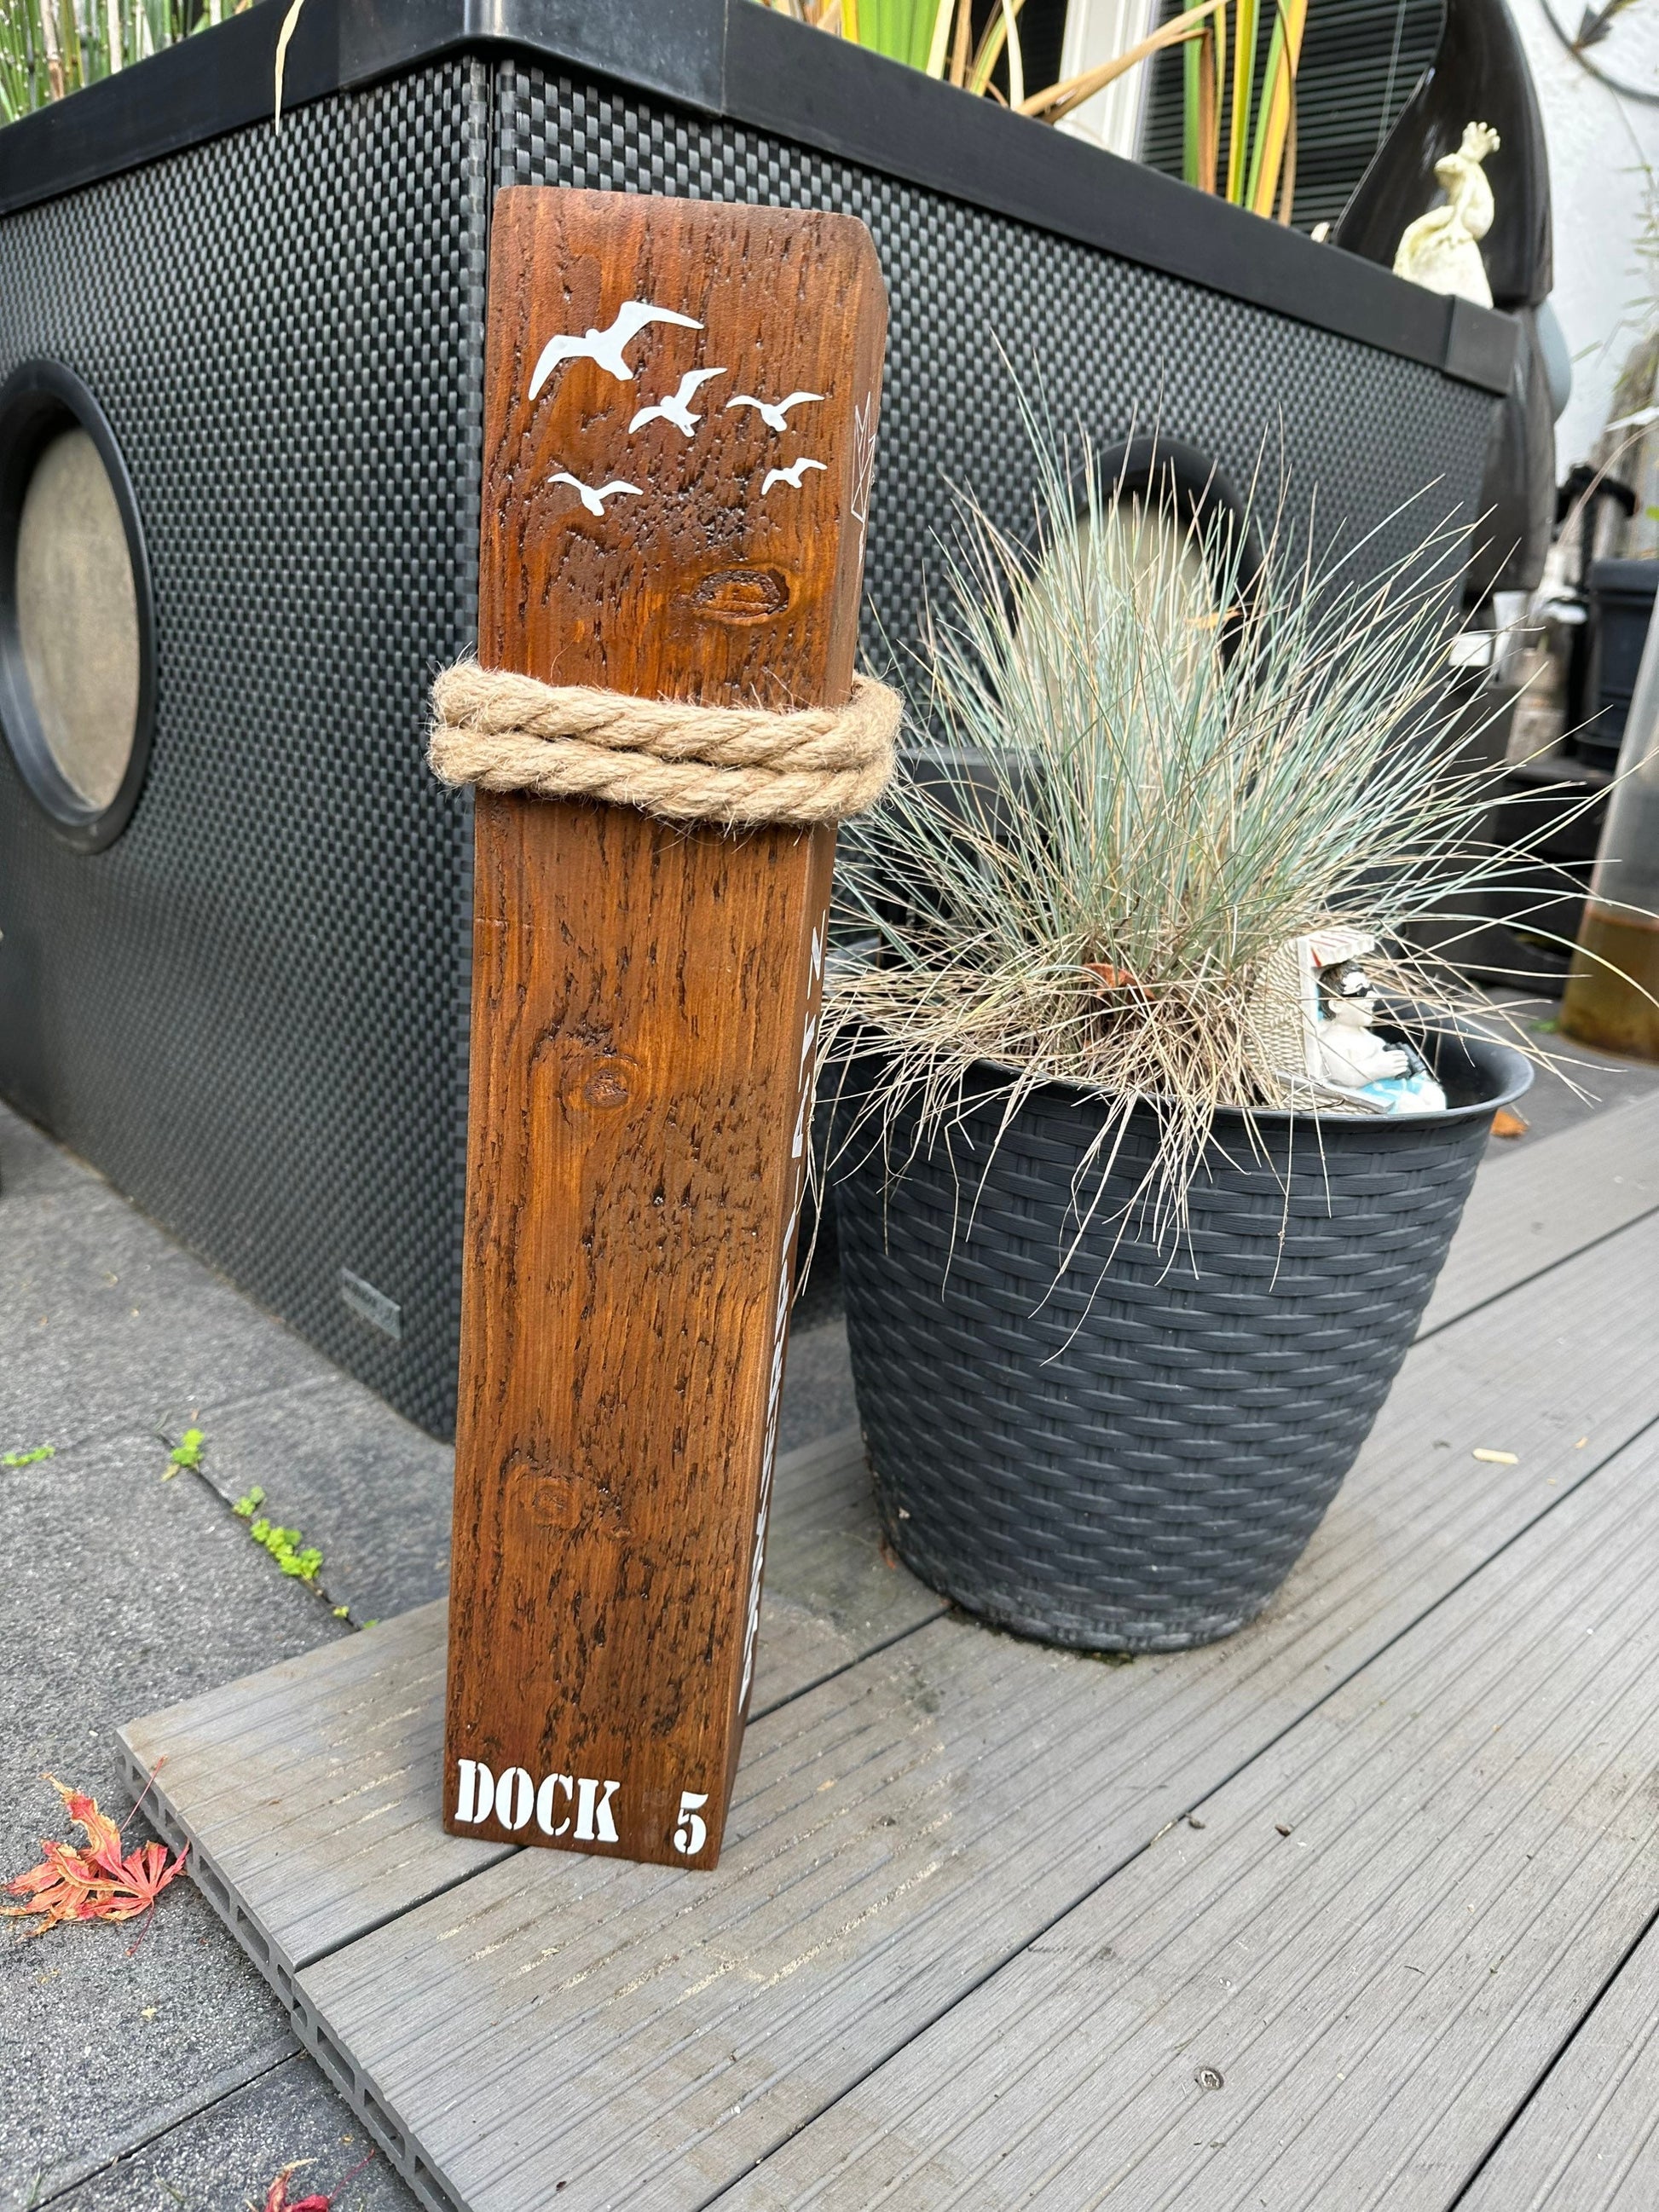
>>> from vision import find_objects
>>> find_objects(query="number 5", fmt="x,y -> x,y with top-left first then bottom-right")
673,1789 -> 709,1857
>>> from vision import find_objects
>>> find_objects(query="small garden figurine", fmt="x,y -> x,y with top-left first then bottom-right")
1393,122 -> 1501,308
1314,954 -> 1448,1113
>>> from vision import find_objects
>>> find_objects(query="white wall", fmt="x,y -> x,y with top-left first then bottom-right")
1494,0 -> 1659,466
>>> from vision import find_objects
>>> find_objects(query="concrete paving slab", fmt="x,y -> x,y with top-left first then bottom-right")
0,1102 -> 105,1204
2,1179 -> 336,1457
49,2053 -> 418,2212
198,1380 -> 456,1629
0,1429 -> 345,2204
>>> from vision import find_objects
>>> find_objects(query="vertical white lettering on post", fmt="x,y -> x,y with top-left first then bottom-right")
739,919 -> 826,1707
454,1759 -> 496,1825
574,1776 -> 621,1845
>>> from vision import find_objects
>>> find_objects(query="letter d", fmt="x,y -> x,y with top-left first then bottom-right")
454,1758 -> 495,1824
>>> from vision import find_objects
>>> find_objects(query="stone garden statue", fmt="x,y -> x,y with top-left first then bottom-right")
1393,122 -> 1501,309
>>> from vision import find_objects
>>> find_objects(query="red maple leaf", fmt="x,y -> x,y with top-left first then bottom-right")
261,2165 -> 332,2212
257,2149 -> 375,2210
3,1774 -> 188,1936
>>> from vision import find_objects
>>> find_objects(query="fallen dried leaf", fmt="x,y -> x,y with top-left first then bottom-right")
1472,1448 -> 1519,1465
258,2148 -> 374,2211
1084,961 -> 1139,992
1491,1107 -> 1529,1140
3,1776 -> 188,1937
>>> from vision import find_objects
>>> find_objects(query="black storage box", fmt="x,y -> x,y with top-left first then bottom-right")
0,0 -> 1517,1435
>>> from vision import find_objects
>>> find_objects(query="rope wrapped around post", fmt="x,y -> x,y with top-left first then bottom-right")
430,661 -> 901,827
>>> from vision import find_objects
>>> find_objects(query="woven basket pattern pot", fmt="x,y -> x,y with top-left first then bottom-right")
834,1032 -> 1529,1653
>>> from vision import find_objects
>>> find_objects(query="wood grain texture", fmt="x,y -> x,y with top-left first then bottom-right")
292,1212 -> 1659,2212
447,190 -> 887,1868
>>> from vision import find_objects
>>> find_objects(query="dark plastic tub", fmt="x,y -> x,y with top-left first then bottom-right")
832,1026 -> 1531,1653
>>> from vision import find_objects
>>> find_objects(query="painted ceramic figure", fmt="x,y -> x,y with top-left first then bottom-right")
1393,122 -> 1501,309
1315,958 -> 1448,1115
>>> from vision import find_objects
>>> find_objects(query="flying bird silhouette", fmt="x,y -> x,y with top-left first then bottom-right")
547,472 -> 645,517
627,367 -> 727,438
529,302 -> 703,400
726,390 -> 824,433
760,458 -> 828,494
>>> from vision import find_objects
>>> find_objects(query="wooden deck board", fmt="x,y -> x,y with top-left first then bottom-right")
281,1216 -> 1659,2212
1419,1089 -> 1659,1337
1459,1914 -> 1659,2209
116,1105 -> 1659,2212
119,1428 -> 940,1977
720,1431 -> 1659,2210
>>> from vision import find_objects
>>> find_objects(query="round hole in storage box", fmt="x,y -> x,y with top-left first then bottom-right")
0,361 -> 155,850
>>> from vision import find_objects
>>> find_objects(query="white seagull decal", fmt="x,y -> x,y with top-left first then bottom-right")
627,367 -> 727,438
528,302 -> 703,400
727,390 -> 824,433
547,471 -> 645,517
760,458 -> 828,494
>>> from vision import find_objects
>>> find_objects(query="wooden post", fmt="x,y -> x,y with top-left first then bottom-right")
442,190 -> 887,1870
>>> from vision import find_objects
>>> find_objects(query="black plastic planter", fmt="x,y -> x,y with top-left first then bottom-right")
834,1028 -> 1531,1652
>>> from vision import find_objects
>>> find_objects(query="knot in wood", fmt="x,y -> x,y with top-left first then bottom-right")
428,661 -> 900,827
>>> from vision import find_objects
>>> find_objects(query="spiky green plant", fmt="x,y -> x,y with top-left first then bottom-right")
0,0 -> 251,126
822,414 -> 1563,1240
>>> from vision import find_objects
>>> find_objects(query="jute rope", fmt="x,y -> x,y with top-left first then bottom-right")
429,661 -> 900,827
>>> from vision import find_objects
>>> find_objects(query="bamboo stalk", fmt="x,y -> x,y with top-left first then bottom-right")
1275,97 -> 1298,222
38,0 -> 66,100
1001,0 -> 1024,105
1023,0 -> 1224,124
1197,14 -> 1221,191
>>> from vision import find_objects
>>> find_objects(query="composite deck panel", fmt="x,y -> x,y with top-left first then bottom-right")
722,1424 -> 1659,2212
1459,1910 -> 1659,2210
275,1215 -> 1659,2212
1419,1089 -> 1659,1337
119,1426 -> 939,1976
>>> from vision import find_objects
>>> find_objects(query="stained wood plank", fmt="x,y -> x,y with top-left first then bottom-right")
449,189 -> 887,1867
285,1212 -> 1659,2212
120,1430 -> 937,1975
1459,1918 -> 1659,2209
724,1422 -> 1659,2211
1419,1089 -> 1659,1337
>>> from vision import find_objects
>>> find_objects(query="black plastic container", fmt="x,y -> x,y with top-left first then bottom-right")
834,1028 -> 1530,1653
0,1 -> 1517,1435
1582,560 -> 1659,771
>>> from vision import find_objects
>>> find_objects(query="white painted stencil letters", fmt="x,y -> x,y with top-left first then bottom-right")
454,1758 -> 622,1844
